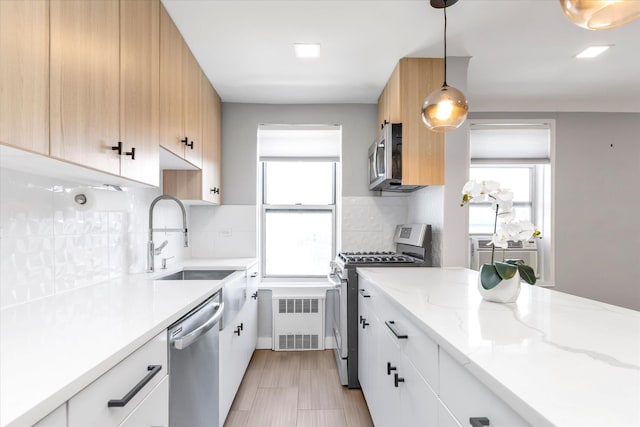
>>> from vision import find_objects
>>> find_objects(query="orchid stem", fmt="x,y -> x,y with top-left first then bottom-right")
491,204 -> 499,265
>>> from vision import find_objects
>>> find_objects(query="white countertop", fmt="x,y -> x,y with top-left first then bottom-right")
356,267 -> 640,427
0,258 -> 257,427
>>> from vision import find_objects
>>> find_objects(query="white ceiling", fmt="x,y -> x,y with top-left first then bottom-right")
162,0 -> 640,112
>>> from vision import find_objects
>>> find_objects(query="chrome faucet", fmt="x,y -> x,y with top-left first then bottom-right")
147,195 -> 188,272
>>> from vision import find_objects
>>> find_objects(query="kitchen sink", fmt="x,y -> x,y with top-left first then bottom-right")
157,270 -> 236,281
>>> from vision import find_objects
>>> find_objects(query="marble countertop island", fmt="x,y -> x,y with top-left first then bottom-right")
0,258 -> 257,427
356,267 -> 640,427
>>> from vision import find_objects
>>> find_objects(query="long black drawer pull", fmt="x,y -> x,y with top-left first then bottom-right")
469,417 -> 490,427
359,289 -> 371,298
385,321 -> 408,339
107,365 -> 162,407
362,319 -> 370,329
394,373 -> 404,387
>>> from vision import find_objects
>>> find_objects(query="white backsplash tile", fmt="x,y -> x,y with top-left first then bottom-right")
190,205 -> 257,258
0,168 -> 188,309
341,196 -> 408,251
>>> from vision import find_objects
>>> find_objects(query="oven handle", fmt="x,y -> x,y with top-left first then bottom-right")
327,272 -> 344,288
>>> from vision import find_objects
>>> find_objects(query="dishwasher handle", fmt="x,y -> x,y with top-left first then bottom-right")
172,302 -> 224,350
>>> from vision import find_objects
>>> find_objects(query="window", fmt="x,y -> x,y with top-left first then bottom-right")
258,125 -> 341,278
468,121 -> 554,284
468,166 -> 534,234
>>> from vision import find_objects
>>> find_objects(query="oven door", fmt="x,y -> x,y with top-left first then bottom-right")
328,266 -> 349,385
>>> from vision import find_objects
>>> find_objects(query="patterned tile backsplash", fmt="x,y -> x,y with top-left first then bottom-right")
0,168 -> 189,309
341,196 -> 409,251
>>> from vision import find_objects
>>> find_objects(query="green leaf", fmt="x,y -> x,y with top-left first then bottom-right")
518,264 -> 537,285
505,258 -> 524,266
480,264 -> 502,290
495,261 -> 518,280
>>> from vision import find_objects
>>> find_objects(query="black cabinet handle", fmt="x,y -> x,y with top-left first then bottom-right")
181,137 -> 188,146
394,373 -> 404,387
359,315 -> 364,324
210,187 -> 220,195
234,326 -> 241,336
124,147 -> 135,160
111,141 -> 123,155
359,289 -> 371,298
187,140 -> 194,149
385,321 -> 408,339
251,291 -> 258,300
387,362 -> 397,375
239,323 -> 244,331
107,365 -> 162,407
469,417 -> 490,427
361,319 -> 369,329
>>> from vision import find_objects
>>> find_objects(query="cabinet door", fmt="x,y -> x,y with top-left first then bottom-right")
159,5 -> 185,158
183,47 -> 202,167
119,376 -> 169,427
50,0 -> 120,175
0,0 -> 49,155
201,76 -> 222,203
120,0 -> 159,186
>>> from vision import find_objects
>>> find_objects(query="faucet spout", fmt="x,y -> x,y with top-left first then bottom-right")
147,195 -> 189,273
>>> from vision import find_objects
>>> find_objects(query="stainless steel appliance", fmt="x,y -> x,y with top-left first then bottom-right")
328,223 -> 432,388
368,123 -> 423,192
168,292 -> 224,427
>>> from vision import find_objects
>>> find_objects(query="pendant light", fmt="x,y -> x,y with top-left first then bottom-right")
421,0 -> 468,133
560,0 -> 640,30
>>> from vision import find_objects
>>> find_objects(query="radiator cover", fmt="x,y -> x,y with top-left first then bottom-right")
272,294 -> 325,351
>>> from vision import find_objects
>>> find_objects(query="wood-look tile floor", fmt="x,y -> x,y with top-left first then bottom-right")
224,350 -> 374,427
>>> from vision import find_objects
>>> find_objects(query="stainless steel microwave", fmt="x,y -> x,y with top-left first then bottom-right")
368,123 -> 423,192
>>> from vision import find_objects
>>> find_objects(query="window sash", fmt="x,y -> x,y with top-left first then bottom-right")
261,205 -> 336,278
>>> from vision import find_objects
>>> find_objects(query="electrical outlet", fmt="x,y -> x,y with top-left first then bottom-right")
219,228 -> 232,238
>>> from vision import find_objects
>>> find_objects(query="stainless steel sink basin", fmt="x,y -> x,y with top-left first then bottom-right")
157,270 -> 236,281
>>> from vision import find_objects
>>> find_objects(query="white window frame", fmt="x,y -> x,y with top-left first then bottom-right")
260,161 -> 337,279
467,118 -> 556,287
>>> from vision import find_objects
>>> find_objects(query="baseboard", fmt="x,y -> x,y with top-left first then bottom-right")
325,336 -> 335,349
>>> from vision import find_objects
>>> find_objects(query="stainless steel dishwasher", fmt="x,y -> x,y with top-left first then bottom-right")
168,292 -> 224,427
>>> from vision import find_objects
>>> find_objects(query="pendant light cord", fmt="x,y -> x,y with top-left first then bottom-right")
443,4 -> 448,86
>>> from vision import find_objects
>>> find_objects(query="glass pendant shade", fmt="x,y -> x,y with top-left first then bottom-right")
421,84 -> 469,132
560,0 -> 640,30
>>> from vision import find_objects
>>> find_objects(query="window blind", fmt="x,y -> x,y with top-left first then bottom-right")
258,124 -> 341,162
470,124 -> 550,164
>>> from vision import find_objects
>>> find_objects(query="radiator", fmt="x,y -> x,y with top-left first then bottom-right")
470,238 -> 539,277
272,293 -> 325,351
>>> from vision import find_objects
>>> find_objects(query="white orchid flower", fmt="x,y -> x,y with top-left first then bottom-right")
461,180 -> 485,205
487,232 -> 509,249
498,207 -> 516,222
482,180 -> 500,193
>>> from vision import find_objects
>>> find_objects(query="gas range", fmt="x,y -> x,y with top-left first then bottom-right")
328,224 -> 432,389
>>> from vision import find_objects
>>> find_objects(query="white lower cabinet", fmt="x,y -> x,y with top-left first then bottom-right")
119,376 -> 169,427
358,276 -> 530,427
219,268 -> 258,426
68,332 -> 168,427
358,281 -> 438,427
439,350 -> 530,427
33,404 -> 66,427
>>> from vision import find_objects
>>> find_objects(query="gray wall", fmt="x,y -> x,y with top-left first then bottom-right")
222,103 -> 378,204
470,112 -> 640,310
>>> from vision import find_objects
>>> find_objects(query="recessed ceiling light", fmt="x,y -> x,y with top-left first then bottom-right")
294,43 -> 320,59
575,45 -> 613,58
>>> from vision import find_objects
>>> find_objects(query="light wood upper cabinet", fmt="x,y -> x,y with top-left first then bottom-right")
377,58 -> 445,186
201,76 -> 222,204
50,0 -> 121,176
50,0 -> 159,186
183,48 -> 203,168
159,5 -> 184,158
159,4 -> 203,168
163,72 -> 221,205
0,0 -> 50,155
120,0 -> 160,187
